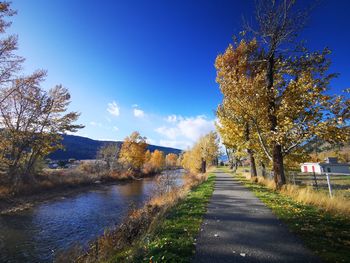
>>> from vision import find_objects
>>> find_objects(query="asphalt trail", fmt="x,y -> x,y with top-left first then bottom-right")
192,170 -> 321,263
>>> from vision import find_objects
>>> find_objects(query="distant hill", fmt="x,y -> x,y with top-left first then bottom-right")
48,134 -> 182,160
304,136 -> 350,163
304,136 -> 349,154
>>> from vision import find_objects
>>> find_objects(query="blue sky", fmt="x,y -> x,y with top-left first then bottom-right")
8,0 -> 350,149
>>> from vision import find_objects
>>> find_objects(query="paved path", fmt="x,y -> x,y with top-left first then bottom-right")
193,170 -> 321,263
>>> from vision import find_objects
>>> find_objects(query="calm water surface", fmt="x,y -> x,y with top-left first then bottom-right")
0,170 -> 184,263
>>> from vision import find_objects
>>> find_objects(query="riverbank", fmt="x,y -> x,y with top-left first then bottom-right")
0,169 -> 180,215
56,171 -> 215,262
232,168 -> 350,263
0,180 -> 125,215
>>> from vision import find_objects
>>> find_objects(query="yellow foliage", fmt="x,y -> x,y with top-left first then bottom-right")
215,38 -> 350,176
149,150 -> 165,172
165,153 -> 178,167
182,132 -> 220,173
144,150 -> 151,163
119,131 -> 147,171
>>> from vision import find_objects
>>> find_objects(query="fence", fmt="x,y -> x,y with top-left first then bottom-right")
285,171 -> 350,198
242,166 -> 350,198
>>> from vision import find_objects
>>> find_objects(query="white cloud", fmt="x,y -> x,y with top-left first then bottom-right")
146,138 -> 156,145
177,115 -> 214,141
113,126 -> 119,131
155,115 -> 215,149
155,126 -> 178,140
107,101 -> 120,116
133,108 -> 145,118
165,114 -> 184,123
132,104 -> 138,108
89,121 -> 102,127
159,140 -> 191,150
165,114 -> 177,123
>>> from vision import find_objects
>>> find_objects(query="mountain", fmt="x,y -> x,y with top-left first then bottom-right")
48,134 -> 182,160
304,136 -> 350,154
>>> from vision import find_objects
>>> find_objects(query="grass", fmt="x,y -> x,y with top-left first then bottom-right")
110,173 -> 216,262
288,173 -> 350,200
232,169 -> 350,263
254,174 -> 350,216
0,165 -> 150,200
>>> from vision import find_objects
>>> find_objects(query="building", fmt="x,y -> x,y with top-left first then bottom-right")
300,157 -> 350,174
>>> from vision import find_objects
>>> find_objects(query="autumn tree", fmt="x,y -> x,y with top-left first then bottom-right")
253,1 -> 349,186
215,39 -> 264,178
182,148 -> 200,174
119,131 -> 147,171
0,2 -> 24,104
97,143 -> 120,171
144,150 -> 151,163
0,71 -> 83,187
215,0 -> 350,187
149,150 -> 165,172
198,131 -> 220,173
165,153 -> 178,168
182,132 -> 220,173
176,153 -> 183,167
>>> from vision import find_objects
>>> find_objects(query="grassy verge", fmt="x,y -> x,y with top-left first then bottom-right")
232,169 -> 350,263
111,173 -> 216,262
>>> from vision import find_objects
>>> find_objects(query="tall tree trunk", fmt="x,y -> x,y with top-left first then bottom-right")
260,161 -> 266,178
273,144 -> 286,186
234,158 -> 238,171
245,123 -> 257,178
266,55 -> 286,187
248,149 -> 257,178
201,158 -> 206,173
225,147 -> 233,169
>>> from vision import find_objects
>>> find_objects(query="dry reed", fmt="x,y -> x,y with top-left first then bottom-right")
243,171 -> 350,216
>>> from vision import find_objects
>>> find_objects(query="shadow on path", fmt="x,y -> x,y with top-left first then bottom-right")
192,170 -> 321,263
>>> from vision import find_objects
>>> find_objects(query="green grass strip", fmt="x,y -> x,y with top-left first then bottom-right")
233,171 -> 350,263
138,174 -> 215,262
111,173 -> 216,263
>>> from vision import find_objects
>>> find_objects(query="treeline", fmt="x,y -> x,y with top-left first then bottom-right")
216,0 -> 349,187
0,2 -> 83,191
93,131 -> 220,177
90,131 -> 181,177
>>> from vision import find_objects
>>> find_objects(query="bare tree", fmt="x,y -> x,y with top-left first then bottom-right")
97,143 -> 120,171
0,2 -> 25,104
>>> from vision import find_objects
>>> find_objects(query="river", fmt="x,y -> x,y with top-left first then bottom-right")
0,169 -> 184,263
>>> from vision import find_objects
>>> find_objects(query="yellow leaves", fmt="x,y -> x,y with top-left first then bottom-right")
165,153 -> 178,167
119,131 -> 147,170
148,150 -> 165,171
182,132 -> 220,173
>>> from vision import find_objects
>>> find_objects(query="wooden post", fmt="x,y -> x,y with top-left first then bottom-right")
325,173 -> 333,198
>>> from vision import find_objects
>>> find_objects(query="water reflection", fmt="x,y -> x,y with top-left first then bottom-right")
0,169 -> 184,263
